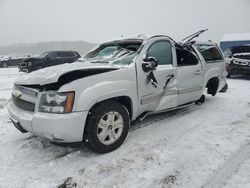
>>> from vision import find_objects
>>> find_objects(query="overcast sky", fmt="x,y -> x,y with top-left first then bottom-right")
0,0 -> 250,46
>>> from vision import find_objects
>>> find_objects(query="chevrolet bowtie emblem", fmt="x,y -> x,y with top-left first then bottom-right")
14,90 -> 22,99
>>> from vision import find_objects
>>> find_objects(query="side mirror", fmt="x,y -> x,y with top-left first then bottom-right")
142,56 -> 158,72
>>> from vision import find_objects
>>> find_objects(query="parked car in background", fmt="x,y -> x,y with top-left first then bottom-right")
19,51 -> 81,72
8,32 -> 227,153
0,56 -> 10,67
0,54 -> 31,68
223,45 -> 250,77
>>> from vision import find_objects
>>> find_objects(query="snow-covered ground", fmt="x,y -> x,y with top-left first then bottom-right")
0,68 -> 250,188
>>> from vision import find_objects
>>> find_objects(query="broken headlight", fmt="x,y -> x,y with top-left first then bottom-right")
39,91 -> 75,113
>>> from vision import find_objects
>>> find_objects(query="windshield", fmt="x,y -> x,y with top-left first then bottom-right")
112,53 -> 137,65
85,40 -> 142,60
38,52 -> 50,58
91,45 -> 121,59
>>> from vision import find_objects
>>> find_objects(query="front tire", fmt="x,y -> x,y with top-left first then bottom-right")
83,100 -> 130,153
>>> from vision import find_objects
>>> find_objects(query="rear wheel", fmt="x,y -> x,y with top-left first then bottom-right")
207,78 -> 219,96
83,100 -> 130,153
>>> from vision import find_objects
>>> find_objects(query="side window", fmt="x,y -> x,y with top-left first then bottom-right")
68,52 -> 77,57
58,52 -> 72,57
57,52 -> 65,57
198,45 -> 223,62
176,48 -> 198,66
147,41 -> 172,65
47,52 -> 58,59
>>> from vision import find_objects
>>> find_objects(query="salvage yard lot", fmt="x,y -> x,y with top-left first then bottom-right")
0,68 -> 250,188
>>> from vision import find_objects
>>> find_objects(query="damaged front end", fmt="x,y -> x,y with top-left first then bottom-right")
19,68 -> 119,91
12,66 -> 120,115
8,38 -> 141,142
8,64 -> 121,139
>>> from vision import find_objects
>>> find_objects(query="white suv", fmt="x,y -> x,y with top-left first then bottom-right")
8,34 -> 227,153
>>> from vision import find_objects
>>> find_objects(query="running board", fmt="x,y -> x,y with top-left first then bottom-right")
138,102 -> 196,122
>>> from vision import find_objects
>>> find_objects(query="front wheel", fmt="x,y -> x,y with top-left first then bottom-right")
83,100 -> 130,153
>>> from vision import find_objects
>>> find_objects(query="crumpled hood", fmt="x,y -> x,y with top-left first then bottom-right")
15,61 -> 120,85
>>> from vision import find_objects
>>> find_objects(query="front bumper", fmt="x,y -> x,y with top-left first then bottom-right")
7,101 -> 88,143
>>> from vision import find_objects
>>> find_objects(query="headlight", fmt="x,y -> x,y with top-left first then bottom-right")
39,91 -> 75,113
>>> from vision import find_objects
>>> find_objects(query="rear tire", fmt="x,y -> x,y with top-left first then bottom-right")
83,100 -> 130,153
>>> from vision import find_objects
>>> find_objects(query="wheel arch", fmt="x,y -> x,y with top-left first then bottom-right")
83,98 -> 131,153
206,77 -> 219,96
88,96 -> 133,120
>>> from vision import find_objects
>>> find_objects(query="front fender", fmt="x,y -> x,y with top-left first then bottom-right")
76,80 -> 137,119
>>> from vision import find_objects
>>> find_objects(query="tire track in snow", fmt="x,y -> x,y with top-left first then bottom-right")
202,142 -> 250,188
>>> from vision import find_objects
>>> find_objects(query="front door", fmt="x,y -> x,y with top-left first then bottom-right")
136,37 -> 178,114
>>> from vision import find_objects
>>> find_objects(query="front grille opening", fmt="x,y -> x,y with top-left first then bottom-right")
12,94 -> 35,112
14,84 -> 38,97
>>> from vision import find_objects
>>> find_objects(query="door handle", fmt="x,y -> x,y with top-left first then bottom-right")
194,70 -> 203,75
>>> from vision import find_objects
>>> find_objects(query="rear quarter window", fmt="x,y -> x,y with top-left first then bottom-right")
198,44 -> 223,63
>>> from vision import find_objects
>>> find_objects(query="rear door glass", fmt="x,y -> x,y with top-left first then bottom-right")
176,48 -> 198,66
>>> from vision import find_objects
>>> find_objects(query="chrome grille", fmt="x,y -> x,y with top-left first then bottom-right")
12,94 -> 35,112
14,84 -> 38,97
233,60 -> 250,66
